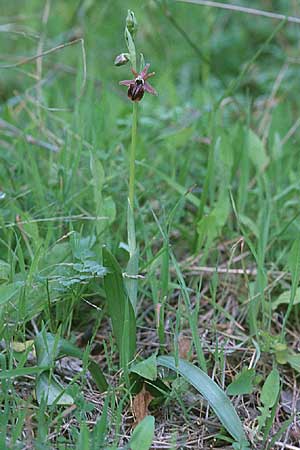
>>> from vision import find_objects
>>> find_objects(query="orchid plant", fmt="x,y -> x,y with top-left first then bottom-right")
102,13 -> 249,448
113,10 -> 158,321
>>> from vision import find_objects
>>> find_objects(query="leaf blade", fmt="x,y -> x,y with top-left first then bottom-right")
157,356 -> 247,444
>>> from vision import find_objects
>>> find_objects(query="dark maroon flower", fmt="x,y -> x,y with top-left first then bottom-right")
119,64 -> 157,102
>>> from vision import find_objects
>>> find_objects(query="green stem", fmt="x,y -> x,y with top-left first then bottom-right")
129,102 -> 138,207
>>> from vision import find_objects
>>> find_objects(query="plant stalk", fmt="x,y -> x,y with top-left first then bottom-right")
129,102 -> 138,207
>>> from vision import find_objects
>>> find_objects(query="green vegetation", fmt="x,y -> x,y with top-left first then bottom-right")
1,0 -> 300,448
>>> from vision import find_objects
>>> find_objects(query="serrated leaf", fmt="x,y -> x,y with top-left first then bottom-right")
71,233 -> 96,260
227,368 -> 256,396
129,415 -> 155,450
130,354 -> 157,381
157,356 -> 247,445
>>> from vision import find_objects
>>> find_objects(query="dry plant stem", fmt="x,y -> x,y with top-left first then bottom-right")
178,0 -> 300,25
0,38 -> 87,112
129,102 -> 138,207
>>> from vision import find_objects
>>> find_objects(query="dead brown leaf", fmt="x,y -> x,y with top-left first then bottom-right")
178,334 -> 192,360
132,384 -> 154,427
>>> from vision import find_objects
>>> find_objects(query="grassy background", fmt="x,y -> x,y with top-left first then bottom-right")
1,0 -> 300,448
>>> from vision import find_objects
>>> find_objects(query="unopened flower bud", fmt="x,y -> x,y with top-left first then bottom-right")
126,10 -> 138,37
114,53 -> 130,66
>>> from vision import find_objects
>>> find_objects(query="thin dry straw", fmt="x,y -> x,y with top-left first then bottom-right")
0,38 -> 87,111
178,0 -> 300,25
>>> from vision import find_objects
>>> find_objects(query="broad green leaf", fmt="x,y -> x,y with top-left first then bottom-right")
261,369 -> 280,408
227,368 -> 256,396
197,192 -> 230,250
88,360 -> 108,393
36,372 -> 74,405
130,354 -> 157,381
103,247 -> 136,364
129,415 -> 155,450
197,213 -> 217,250
103,196 -> 116,225
247,129 -> 269,171
35,330 -> 61,367
272,287 -> 300,310
157,356 -> 247,444
0,260 -> 10,281
0,282 -> 24,306
286,353 -> 300,372
274,343 -> 289,364
58,336 -> 108,391
232,441 -> 251,450
35,331 -> 107,393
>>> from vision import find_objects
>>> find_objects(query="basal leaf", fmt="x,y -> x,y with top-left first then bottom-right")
286,353 -> 300,373
227,368 -> 256,396
157,356 -> 247,445
261,368 -> 280,408
103,247 -> 136,364
36,372 -> 74,406
247,129 -> 269,171
272,287 -> 300,310
130,354 -> 157,381
129,415 -> 155,450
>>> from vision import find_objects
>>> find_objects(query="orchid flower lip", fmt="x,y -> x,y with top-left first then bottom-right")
119,64 -> 157,101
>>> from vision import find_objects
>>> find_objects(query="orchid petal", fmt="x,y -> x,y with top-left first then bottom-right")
145,71 -> 155,80
131,68 -> 138,77
144,81 -> 157,96
119,79 -> 134,86
140,63 -> 150,78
